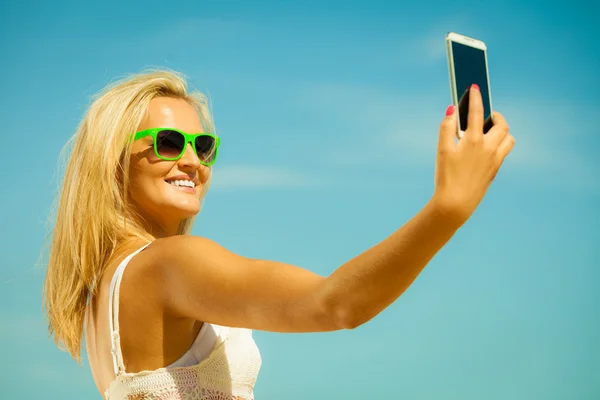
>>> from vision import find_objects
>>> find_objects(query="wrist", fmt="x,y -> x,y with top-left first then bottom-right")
427,193 -> 471,230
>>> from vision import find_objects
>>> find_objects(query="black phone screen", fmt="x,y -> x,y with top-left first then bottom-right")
451,41 -> 493,133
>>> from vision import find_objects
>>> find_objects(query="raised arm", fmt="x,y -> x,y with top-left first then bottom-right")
147,87 -> 514,333
151,199 -> 460,333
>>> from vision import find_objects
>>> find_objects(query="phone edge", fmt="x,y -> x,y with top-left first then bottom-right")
445,32 -> 462,139
445,32 -> 494,136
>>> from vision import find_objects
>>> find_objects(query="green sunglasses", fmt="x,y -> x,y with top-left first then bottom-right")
132,128 -> 220,166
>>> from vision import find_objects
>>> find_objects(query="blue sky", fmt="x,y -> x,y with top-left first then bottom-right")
1,0 -> 599,398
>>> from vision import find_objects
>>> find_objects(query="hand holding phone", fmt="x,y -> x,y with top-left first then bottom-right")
432,85 -> 515,224
446,32 -> 494,138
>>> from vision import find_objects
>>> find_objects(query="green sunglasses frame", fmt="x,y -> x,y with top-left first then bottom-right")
132,128 -> 221,166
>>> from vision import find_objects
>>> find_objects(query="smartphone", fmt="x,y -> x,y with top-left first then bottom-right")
446,32 -> 494,138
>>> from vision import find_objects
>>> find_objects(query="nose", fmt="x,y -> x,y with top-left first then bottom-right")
177,143 -> 201,170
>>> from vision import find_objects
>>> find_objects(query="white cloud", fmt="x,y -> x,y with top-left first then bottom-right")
300,83 -> 599,191
493,100 -> 600,191
417,29 -> 456,63
210,165 -> 325,190
304,83 -> 442,166
396,16 -> 474,66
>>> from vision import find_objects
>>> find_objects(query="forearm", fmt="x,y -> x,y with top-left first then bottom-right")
319,197 -> 463,329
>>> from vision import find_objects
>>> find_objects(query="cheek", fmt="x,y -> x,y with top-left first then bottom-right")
199,166 -> 212,184
127,161 -> 171,204
128,171 -> 154,207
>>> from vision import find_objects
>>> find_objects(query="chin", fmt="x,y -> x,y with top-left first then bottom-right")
162,188 -> 203,215
178,208 -> 201,219
132,184 -> 204,224
167,202 -> 201,219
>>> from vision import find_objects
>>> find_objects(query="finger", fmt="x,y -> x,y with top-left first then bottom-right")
489,111 -> 508,129
496,133 -> 515,164
465,84 -> 484,141
457,89 -> 469,135
438,105 -> 458,153
486,112 -> 509,147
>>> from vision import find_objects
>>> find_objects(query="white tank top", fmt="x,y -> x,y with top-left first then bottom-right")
105,244 -> 262,399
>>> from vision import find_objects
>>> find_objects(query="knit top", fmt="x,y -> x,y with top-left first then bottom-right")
104,244 -> 263,399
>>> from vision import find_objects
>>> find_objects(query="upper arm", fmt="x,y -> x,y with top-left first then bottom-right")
143,235 -> 341,333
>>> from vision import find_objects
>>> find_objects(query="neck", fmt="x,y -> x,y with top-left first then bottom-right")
129,209 -> 185,239
146,218 -> 183,238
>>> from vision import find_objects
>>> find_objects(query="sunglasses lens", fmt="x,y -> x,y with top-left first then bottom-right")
195,135 -> 217,164
156,130 -> 185,158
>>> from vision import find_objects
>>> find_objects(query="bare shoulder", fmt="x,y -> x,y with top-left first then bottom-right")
145,234 -> 231,256
137,234 -> 246,274
128,234 -> 251,302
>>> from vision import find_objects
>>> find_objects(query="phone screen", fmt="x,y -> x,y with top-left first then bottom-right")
451,41 -> 493,133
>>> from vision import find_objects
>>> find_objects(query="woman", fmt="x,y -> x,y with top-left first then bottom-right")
43,70 -> 514,399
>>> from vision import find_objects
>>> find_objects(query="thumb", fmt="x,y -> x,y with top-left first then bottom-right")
438,105 -> 457,153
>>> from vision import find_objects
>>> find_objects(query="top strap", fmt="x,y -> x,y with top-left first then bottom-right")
108,243 -> 151,376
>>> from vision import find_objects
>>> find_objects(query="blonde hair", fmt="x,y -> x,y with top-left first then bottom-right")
43,69 -> 215,362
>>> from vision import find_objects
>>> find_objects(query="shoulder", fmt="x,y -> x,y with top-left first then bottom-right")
147,235 -> 214,253
128,235 -> 245,288
130,235 -> 209,267
124,235 -> 255,318
141,235 -> 236,267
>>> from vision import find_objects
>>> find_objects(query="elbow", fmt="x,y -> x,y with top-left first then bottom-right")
333,306 -> 369,330
323,298 -> 369,330
314,281 -> 370,331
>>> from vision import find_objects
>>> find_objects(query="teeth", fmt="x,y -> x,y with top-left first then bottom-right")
168,180 -> 195,188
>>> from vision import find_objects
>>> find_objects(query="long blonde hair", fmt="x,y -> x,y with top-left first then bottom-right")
43,69 -> 215,362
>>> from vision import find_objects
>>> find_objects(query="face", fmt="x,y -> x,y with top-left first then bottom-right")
128,97 -> 212,234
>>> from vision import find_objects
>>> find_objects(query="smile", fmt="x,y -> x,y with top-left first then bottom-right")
166,179 -> 195,188
165,179 -> 197,193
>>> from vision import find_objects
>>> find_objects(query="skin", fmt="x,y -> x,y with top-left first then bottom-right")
86,89 -> 514,396
127,97 -> 212,237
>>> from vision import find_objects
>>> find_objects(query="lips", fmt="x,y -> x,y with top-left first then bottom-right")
165,179 -> 195,188
165,173 -> 199,185
165,180 -> 197,194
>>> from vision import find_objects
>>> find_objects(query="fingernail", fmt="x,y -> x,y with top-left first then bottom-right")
445,105 -> 455,116
472,83 -> 480,91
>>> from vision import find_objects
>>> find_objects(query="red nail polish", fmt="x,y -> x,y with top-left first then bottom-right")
445,105 -> 455,116
472,84 -> 480,91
